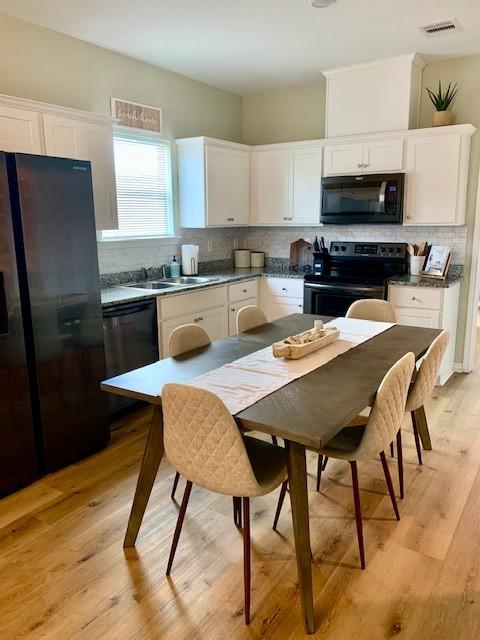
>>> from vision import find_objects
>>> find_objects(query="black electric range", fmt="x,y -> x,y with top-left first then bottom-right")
303,241 -> 408,317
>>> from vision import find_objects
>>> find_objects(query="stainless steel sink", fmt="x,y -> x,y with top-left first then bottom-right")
163,276 -> 219,285
126,281 -> 181,290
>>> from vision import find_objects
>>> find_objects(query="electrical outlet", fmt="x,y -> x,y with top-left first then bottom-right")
207,240 -> 213,253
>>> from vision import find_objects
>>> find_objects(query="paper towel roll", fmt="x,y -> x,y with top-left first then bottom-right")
181,245 -> 199,275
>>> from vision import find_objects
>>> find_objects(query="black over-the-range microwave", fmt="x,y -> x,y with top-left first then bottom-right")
320,173 -> 405,224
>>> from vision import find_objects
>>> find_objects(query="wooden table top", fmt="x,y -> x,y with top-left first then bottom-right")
101,314 -> 441,449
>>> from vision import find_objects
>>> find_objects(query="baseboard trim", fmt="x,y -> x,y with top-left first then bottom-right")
454,362 -> 464,374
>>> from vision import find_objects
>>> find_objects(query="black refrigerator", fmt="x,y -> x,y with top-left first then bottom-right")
0,152 -> 109,496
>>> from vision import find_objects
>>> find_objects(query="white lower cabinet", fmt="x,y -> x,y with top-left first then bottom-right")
228,297 -> 258,336
388,282 -> 460,384
261,277 -> 304,321
161,306 -> 228,357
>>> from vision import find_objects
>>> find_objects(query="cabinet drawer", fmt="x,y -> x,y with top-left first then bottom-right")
265,277 -> 304,298
228,279 -> 258,303
160,285 -> 227,319
228,296 -> 258,336
389,286 -> 442,311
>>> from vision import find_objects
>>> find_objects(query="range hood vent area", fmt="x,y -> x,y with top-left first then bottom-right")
323,54 -> 426,138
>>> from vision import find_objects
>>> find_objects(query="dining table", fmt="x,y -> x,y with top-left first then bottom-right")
101,313 -> 441,634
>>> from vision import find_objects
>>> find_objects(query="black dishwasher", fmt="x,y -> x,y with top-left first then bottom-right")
103,299 -> 159,419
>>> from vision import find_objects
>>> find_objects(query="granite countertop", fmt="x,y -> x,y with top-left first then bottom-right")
388,268 -> 462,289
100,268 -> 305,308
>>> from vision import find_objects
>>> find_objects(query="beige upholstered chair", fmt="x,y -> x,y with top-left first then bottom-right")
162,383 -> 288,624
392,330 -> 449,497
168,324 -> 212,500
169,323 -> 210,357
236,305 -> 267,334
346,299 -> 397,323
274,352 -> 415,569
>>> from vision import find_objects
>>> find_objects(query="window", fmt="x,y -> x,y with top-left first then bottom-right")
103,130 -> 174,239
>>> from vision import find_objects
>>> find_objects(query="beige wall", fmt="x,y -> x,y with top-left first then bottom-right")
0,13 -> 243,141
242,81 -> 326,145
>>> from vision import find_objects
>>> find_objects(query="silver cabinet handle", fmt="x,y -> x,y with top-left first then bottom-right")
412,296 -> 417,301
226,217 -> 234,222
194,316 -> 203,322
242,289 -> 247,293
282,287 -> 288,291
357,163 -> 363,168
406,215 -> 412,220
230,308 -> 235,312
282,216 -> 288,221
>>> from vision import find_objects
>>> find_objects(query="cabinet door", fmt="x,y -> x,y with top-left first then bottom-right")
251,150 -> 291,224
228,296 -> 258,336
404,134 -> 461,225
206,145 -> 250,226
81,122 -> 118,230
161,306 -> 228,357
292,149 -> 322,224
43,114 -> 84,159
0,105 -> 42,153
394,307 -> 441,329
323,143 -> 364,175
268,296 -> 304,322
363,138 -> 404,173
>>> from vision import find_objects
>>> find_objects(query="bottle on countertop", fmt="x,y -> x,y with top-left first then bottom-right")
169,255 -> 180,277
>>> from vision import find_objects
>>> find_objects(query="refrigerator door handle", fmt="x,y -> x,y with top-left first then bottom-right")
0,272 -> 9,335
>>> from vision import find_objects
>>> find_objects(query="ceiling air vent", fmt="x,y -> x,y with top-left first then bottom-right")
420,19 -> 462,38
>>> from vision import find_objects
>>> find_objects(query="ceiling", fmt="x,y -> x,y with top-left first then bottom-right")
1,0 -> 480,93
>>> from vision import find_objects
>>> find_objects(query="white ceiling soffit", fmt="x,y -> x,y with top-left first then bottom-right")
0,0 -> 479,93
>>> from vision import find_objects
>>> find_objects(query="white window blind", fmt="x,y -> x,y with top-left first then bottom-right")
103,130 -> 173,238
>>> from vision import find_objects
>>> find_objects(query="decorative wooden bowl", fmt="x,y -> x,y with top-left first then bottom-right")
272,327 -> 340,359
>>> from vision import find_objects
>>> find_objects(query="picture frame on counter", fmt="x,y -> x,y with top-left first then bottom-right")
420,245 -> 451,279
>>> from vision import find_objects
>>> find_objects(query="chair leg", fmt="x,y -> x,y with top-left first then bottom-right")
273,481 -> 288,531
379,452 -> 400,521
349,461 -> 365,570
233,496 -> 242,528
242,497 -> 251,625
396,430 -> 404,499
171,471 -> 181,500
271,435 -> 278,446
166,480 -> 193,576
316,454 -> 323,492
322,455 -> 329,471
389,441 -> 395,458
411,411 -> 423,465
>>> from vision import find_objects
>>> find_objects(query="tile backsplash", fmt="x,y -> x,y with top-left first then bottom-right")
97,224 -> 467,276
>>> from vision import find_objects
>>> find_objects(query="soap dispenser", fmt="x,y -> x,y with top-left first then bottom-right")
169,255 -> 180,277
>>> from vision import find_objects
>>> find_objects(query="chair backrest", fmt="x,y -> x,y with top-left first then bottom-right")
236,305 -> 267,334
356,352 -> 415,460
162,383 -> 261,496
405,330 -> 450,412
169,324 -> 211,357
346,299 -> 397,323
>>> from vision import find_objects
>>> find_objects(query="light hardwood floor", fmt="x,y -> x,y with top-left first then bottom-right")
1,338 -> 480,639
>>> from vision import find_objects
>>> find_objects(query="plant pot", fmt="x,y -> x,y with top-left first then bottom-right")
433,110 -> 453,127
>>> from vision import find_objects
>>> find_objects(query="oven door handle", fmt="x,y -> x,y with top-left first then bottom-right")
304,282 -> 385,296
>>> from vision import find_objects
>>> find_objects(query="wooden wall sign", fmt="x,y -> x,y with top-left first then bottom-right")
111,98 -> 162,133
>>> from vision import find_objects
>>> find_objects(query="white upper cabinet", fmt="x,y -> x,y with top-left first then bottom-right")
43,114 -> 84,159
324,138 -> 403,175
251,150 -> 291,224
404,126 -> 474,226
0,95 -> 118,230
176,137 -> 250,228
0,105 -> 42,154
43,114 -> 118,230
251,143 -> 322,226
205,144 -> 250,226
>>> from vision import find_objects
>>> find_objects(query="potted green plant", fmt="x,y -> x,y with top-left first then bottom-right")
426,81 -> 458,127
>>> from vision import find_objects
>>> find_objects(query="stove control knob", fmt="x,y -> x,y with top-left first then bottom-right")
334,246 -> 340,252
380,247 -> 386,253
341,245 -> 346,251
397,247 -> 402,253
389,247 -> 394,253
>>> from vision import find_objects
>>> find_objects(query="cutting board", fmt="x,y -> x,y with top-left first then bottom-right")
289,239 -> 313,272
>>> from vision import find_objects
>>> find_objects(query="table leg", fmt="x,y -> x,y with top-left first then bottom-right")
412,405 -> 432,451
285,440 -> 315,634
124,406 -> 165,548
